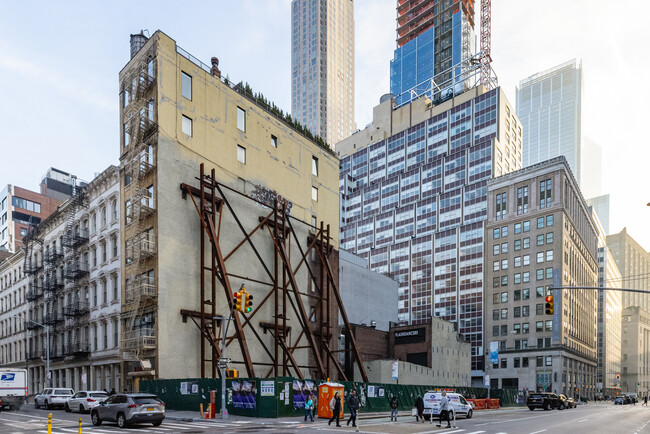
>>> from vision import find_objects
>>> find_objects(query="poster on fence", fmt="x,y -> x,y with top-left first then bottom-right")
292,379 -> 316,409
367,385 -> 376,398
260,381 -> 275,396
232,380 -> 257,410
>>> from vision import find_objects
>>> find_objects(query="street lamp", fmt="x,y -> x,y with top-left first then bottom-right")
25,319 -> 50,388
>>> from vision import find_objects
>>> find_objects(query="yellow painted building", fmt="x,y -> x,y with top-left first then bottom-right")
118,30 -> 340,387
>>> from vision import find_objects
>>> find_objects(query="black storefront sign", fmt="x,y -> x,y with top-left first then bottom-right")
394,327 -> 426,345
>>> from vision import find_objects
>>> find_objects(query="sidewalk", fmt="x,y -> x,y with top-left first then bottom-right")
165,406 -> 527,423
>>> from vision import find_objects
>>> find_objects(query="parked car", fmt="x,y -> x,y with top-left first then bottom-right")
91,393 -> 165,428
65,391 -> 109,413
527,392 -> 561,410
34,388 -> 75,410
422,391 -> 473,420
557,394 -> 569,410
614,396 -> 626,405
566,397 -> 577,408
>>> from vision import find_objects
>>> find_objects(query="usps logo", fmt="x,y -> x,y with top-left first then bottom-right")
1,373 -> 15,381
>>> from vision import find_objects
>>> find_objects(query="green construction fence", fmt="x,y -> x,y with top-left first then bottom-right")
140,377 -> 523,418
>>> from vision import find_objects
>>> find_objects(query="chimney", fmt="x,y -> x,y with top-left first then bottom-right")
130,31 -> 148,59
211,57 -> 221,79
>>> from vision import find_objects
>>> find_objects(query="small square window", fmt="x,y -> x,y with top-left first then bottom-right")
237,107 -> 246,132
182,115 -> 193,136
312,156 -> 319,176
546,215 -> 554,226
181,71 -> 192,100
271,135 -> 278,148
311,186 -> 318,202
237,145 -> 246,164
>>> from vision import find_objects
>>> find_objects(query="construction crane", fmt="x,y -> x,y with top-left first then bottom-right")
480,0 -> 492,87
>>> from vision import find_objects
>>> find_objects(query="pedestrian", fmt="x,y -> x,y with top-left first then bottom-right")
414,395 -> 424,423
123,389 -> 128,394
389,395 -> 399,422
109,388 -> 116,396
328,392 -> 342,427
346,389 -> 359,427
436,391 -> 452,428
304,394 -> 315,422
644,395 -> 648,406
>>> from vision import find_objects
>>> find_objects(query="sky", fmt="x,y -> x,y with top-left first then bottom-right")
1,0 -> 649,248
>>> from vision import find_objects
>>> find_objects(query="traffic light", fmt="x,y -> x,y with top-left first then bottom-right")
545,295 -> 554,315
617,373 -> 620,380
225,369 -> 239,379
244,292 -> 253,313
233,291 -> 243,312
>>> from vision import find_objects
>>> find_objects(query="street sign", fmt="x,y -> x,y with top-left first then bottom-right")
392,361 -> 399,380
484,375 -> 490,387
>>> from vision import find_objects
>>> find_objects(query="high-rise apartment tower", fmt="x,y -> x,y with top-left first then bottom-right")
291,0 -> 355,146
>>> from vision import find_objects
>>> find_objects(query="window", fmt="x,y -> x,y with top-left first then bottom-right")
312,156 -> 319,176
501,325 -> 508,335
537,252 -> 544,263
514,223 -> 521,234
493,244 -> 500,255
501,276 -> 508,286
501,358 -> 507,369
522,305 -> 529,317
523,221 -> 530,232
111,237 -> 117,258
537,356 -> 543,367
492,325 -> 499,336
523,255 -> 530,266
517,186 -> 529,214
493,228 -> 500,239
537,234 -> 544,246
546,250 -> 554,261
514,273 -> 521,284
237,145 -> 246,164
536,321 -> 543,332
496,192 -> 507,220
493,293 -> 500,304
514,289 -> 521,301
493,261 -> 500,272
501,292 -> 508,303
514,256 -> 521,267
546,268 -> 553,279
111,200 -> 117,222
181,71 -> 192,100
514,240 -> 521,251
101,243 -> 107,263
101,207 -> 107,227
523,238 -> 530,249
537,217 -> 544,229
546,232 -> 554,244
182,115 -> 192,136
237,107 -> 246,131
536,269 -> 544,280
540,179 -> 552,208
501,259 -> 508,270
545,356 -> 552,366
523,357 -> 529,367
523,271 -> 530,283
501,226 -> 508,237
545,320 -> 553,331
112,274 -> 118,300
501,243 -> 508,253
271,135 -> 278,148
514,307 -> 521,318
311,186 -> 318,202
123,123 -> 129,147
20,228 -> 27,237
493,277 -> 500,288
522,288 -> 530,299
493,310 -> 499,321
546,215 -> 554,226
501,308 -> 508,319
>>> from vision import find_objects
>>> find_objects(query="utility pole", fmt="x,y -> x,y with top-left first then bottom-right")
215,314 -> 233,420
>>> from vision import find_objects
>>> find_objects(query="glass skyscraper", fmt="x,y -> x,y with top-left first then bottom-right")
291,0 -> 355,146
516,59 -> 583,184
338,86 -> 522,379
391,0 -> 475,106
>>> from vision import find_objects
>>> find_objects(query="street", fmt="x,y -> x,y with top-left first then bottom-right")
0,403 -> 649,434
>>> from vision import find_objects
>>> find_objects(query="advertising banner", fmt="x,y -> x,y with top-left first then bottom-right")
489,341 -> 499,365
231,380 -> 257,409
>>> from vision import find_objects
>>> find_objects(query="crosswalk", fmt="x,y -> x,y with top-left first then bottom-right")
0,414 -> 239,433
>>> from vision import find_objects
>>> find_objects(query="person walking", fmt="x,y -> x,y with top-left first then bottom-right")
436,391 -> 452,428
346,389 -> 359,427
414,395 -> 425,422
389,395 -> 399,422
644,395 -> 648,406
328,392 -> 342,427
304,394 -> 315,422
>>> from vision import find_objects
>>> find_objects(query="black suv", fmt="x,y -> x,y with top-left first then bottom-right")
527,393 -> 562,410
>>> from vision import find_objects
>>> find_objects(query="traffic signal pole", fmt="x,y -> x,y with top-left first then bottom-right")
215,312 -> 233,420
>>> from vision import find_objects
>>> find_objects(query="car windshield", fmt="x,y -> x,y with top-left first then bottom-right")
529,394 -> 543,398
133,396 -> 162,405
54,389 -> 73,395
90,393 -> 108,398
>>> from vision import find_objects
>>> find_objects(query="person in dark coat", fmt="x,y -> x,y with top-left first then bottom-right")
414,395 -> 425,422
346,389 -> 359,427
328,392 -> 342,427
389,395 -> 399,421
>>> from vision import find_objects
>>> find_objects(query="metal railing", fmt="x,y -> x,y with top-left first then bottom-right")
123,328 -> 156,350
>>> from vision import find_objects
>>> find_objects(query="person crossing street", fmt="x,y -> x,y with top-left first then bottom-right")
346,389 -> 359,427
436,391 -> 452,428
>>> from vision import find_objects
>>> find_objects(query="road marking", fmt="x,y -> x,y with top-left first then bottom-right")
465,431 -> 486,434
578,418 -> 588,422
530,430 -> 547,434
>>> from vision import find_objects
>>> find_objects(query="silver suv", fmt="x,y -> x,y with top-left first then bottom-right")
34,388 -> 75,410
91,393 -> 165,428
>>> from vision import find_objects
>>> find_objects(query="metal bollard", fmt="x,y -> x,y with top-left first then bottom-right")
47,413 -> 52,434
200,403 -> 204,419
78,417 -> 82,434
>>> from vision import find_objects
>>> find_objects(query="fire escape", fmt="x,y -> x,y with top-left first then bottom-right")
121,47 -> 158,364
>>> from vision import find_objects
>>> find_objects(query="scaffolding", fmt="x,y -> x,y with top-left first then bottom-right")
180,164 -> 368,382
120,45 -> 158,364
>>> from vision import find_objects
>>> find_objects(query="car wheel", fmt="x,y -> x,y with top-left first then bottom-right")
528,406 -> 535,411
152,420 -> 163,427
466,409 -> 473,419
543,402 -> 549,411
34,400 -> 39,409
91,411 -> 102,426
80,405 -> 85,414
65,403 -> 70,412
117,413 -> 127,428
44,400 -> 50,410
559,403 -> 565,410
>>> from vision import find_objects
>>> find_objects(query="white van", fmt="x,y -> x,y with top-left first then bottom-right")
422,391 -> 473,420
0,369 -> 28,410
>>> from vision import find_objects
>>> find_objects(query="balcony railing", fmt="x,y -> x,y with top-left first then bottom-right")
25,321 -> 40,330
26,285 -> 44,302
125,277 -> 156,303
64,342 -> 90,356
123,328 -> 156,350
24,263 -> 43,275
43,250 -> 64,265
27,349 -> 43,360
64,263 -> 89,280
44,312 -> 64,325
43,278 -> 65,292
63,301 -> 90,317
62,229 -> 89,248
